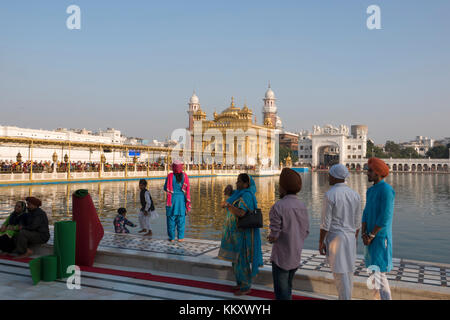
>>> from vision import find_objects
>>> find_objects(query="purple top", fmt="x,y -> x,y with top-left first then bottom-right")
269,194 -> 310,271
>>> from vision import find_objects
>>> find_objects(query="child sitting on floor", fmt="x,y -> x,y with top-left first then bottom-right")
113,208 -> 137,234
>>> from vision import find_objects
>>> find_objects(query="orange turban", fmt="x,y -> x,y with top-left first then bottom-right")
368,157 -> 389,178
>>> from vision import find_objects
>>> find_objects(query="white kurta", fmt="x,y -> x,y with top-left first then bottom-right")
139,190 -> 152,230
320,183 -> 361,274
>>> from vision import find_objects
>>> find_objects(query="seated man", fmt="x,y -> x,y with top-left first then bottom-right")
13,197 -> 50,259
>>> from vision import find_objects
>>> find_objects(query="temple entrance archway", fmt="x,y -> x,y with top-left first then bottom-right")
312,138 -> 343,168
316,145 -> 340,167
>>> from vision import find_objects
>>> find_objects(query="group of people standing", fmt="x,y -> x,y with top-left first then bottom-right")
0,197 -> 50,259
1,157 -> 394,300
319,157 -> 395,300
113,160 -> 191,243
218,157 -> 395,300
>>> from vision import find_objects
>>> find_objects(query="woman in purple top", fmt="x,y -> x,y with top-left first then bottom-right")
268,168 -> 310,300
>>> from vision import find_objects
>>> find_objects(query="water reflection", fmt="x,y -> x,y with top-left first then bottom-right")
0,173 -> 449,263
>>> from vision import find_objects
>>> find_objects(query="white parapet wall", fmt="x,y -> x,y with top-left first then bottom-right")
345,158 -> 450,172
0,168 -> 282,185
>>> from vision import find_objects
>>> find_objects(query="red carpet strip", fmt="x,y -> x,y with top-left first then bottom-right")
0,254 -> 319,300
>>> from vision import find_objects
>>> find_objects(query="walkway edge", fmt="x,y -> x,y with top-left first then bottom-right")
34,244 -> 450,300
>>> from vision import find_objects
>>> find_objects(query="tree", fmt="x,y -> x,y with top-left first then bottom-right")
399,147 -> 422,159
384,141 -> 401,154
426,144 -> 450,159
279,146 -> 298,164
366,140 -> 388,158
374,140 -> 423,158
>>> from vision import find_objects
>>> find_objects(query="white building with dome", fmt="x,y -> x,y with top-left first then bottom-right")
262,83 -> 283,132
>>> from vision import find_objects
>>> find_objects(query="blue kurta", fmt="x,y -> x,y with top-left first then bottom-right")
362,180 -> 395,273
164,175 -> 187,240
164,175 -> 186,216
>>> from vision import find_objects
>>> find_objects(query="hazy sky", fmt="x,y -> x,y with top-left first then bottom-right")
1,0 -> 449,145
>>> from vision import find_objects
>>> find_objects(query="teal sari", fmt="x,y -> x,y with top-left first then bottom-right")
218,176 -> 263,291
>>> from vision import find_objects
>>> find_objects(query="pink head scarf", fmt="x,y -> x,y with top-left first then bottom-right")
171,160 -> 184,174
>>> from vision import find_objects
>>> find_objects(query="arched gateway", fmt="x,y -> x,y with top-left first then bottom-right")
312,139 -> 342,167
298,124 -> 368,168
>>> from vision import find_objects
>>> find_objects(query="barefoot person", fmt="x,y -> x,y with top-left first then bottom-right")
13,197 -> 50,259
114,208 -> 137,234
218,173 -> 263,296
362,157 -> 395,300
164,160 -> 191,242
138,179 -> 155,236
319,164 -> 361,300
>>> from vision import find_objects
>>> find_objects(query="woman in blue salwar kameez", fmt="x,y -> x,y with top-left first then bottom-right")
164,161 -> 191,242
218,173 -> 263,296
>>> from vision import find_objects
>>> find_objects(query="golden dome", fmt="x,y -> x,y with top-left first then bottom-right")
240,103 -> 252,114
264,117 -> 273,126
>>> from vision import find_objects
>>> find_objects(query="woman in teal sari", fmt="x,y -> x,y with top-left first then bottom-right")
218,173 -> 263,296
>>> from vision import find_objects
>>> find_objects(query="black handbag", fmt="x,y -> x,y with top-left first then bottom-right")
237,200 -> 263,229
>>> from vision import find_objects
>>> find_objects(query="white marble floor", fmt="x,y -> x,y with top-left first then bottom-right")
45,230 -> 450,289
0,258 -> 330,300
51,230 -> 450,288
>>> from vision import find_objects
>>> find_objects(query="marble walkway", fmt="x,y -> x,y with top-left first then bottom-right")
51,230 -> 450,288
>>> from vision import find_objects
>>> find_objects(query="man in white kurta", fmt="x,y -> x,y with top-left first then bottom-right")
319,164 -> 361,300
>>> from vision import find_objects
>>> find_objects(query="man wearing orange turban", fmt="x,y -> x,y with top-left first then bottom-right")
361,157 -> 395,300
367,157 -> 390,178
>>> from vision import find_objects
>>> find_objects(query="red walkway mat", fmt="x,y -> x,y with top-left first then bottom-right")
0,254 -> 319,300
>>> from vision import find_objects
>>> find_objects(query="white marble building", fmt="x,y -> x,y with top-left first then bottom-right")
298,124 -> 368,167
0,125 -> 154,163
0,126 -> 126,144
400,136 -> 435,156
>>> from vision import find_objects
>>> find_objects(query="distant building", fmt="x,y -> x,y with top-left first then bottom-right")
0,125 -> 147,146
0,125 -> 148,162
298,124 -> 368,167
400,136 -> 434,156
279,131 -> 299,156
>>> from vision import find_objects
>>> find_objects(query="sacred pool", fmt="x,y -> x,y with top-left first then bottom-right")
0,173 -> 449,264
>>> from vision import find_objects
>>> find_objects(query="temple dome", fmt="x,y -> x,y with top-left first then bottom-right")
265,84 -> 276,99
190,92 -> 199,104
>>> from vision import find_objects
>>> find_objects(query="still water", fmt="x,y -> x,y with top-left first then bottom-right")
1,173 -> 449,264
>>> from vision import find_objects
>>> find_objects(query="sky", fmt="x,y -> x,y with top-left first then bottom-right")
1,0 -> 449,145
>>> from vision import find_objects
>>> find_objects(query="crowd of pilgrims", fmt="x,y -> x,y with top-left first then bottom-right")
0,160 -> 166,173
0,160 -> 261,174
0,157 -> 394,300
